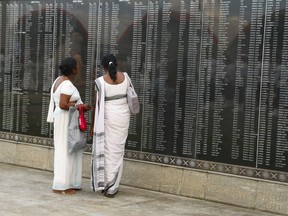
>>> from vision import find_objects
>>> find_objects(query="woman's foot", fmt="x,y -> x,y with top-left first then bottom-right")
53,189 -> 75,195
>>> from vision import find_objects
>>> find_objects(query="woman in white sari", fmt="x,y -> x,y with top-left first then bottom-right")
47,57 -> 91,194
90,54 -> 130,198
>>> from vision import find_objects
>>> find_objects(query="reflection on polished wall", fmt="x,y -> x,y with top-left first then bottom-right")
0,0 -> 288,177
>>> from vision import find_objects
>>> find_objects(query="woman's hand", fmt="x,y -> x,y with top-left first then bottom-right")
81,103 -> 92,112
89,126 -> 94,137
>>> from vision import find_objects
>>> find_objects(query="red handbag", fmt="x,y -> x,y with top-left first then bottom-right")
78,104 -> 87,131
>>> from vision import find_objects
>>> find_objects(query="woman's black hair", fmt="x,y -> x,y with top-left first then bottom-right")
59,57 -> 77,76
101,54 -> 117,81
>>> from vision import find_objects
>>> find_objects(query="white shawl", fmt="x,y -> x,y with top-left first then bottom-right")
91,77 -> 105,191
47,77 -> 60,123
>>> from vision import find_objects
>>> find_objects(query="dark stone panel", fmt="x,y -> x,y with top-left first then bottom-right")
1,0 -> 288,174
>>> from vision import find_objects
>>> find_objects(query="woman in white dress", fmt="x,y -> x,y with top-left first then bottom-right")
90,54 -> 131,197
47,57 -> 91,194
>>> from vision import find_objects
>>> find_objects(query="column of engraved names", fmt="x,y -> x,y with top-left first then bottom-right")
56,2 -> 63,70
35,4 -> 41,91
211,0 -> 230,157
196,0 -> 215,157
17,2 -> 52,135
64,3 -> 73,57
231,0 -> 249,160
257,0 -> 274,166
55,3 -> 72,63
13,4 -> 23,132
2,3 -> 14,131
258,0 -> 278,167
41,2 -> 54,136
128,1 -> 147,149
85,2 -> 98,133
95,1 -> 102,73
142,0 -> 159,151
276,1 -> 288,169
173,0 -> 186,154
52,1 -> 57,81
96,1 -> 122,60
110,2 -> 119,56
155,1 -> 171,152
244,0 -> 265,163
182,0 -> 200,156
21,3 -> 33,133
103,2 -> 110,55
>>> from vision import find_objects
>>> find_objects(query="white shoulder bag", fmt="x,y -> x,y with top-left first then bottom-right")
124,73 -> 140,114
67,107 -> 87,153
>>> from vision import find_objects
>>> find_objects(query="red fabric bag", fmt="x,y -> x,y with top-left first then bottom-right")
78,104 -> 87,131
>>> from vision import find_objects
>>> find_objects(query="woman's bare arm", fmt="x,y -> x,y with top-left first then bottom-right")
59,94 -> 77,110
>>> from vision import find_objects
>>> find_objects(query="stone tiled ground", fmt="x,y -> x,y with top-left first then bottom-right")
0,163 -> 282,216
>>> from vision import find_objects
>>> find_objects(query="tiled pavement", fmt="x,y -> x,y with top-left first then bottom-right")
0,163 -> 282,216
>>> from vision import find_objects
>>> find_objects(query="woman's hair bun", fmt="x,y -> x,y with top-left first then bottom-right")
59,57 -> 77,76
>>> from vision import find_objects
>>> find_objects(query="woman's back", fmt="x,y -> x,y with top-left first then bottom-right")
104,73 -> 128,98
91,53 -> 130,197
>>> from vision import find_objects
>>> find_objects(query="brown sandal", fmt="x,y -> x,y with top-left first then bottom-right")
53,189 -> 75,195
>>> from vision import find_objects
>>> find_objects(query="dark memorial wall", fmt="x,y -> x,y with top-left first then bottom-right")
0,0 -> 288,172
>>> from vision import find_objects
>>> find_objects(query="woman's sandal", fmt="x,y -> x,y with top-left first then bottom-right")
104,191 -> 118,198
53,189 -> 75,195
71,188 -> 82,191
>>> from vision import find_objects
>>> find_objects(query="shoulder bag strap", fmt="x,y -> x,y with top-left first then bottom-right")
124,72 -> 135,89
